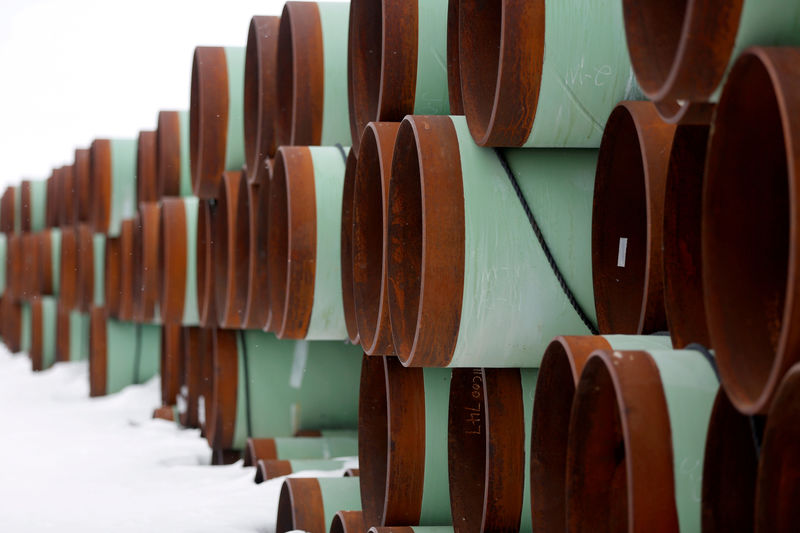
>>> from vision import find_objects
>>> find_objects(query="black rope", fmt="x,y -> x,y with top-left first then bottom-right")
239,329 -> 254,438
685,342 -> 719,381
334,143 -> 348,165
494,148 -> 599,334
133,323 -> 142,384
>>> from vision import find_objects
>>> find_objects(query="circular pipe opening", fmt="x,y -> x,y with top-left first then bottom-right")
267,150 -> 290,335
137,130 -> 158,205
260,459 -> 292,482
703,50 -> 791,412
330,511 -> 365,533
196,200 -> 216,327
340,150 -> 359,344
276,481 -> 296,533
156,111 -> 181,198
276,478 -> 323,533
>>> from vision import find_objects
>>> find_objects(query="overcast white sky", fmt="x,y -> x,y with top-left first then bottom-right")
0,0 -> 344,189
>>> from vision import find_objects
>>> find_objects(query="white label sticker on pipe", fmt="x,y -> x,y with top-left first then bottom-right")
617,238 -> 628,268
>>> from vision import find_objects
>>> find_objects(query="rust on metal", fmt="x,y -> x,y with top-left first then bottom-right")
206,328 -> 238,451
135,203 -> 160,322
243,438 -> 279,467
0,186 -> 16,233
22,232 -> 40,299
241,180 -> 269,329
254,459 -> 290,483
74,148 -> 91,222
446,0 -> 463,115
276,478 -> 326,533
196,199 -> 217,328
160,322 -> 184,407
88,306 -> 108,397
159,198 -> 188,323
137,130 -> 158,205
249,161 -> 274,331
104,236 -> 122,318
117,219 -> 135,322
156,111 -> 182,198
214,171 -> 248,329
55,302 -> 71,362
90,139 -> 112,233
20,180 -> 32,232
1,297 -> 21,352
38,231 -> 55,296
341,150 -> 360,344
59,165 -> 76,226
179,326 -> 201,428
330,511 -> 365,533
152,405 -> 175,422
76,224 -> 95,312
344,468 -> 359,477
59,228 -> 79,310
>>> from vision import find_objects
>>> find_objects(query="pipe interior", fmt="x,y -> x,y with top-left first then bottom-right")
197,200 -> 213,325
253,173 -> 272,329
348,0 -> 382,139
341,151 -> 359,343
275,481 -> 296,533
244,19 -> 261,174
358,355 -> 389,526
703,54 -> 788,406
592,106 -> 649,333
353,126 -> 386,348
268,152 -> 290,331
387,120 -> 423,359
214,179 -> 232,319
189,51 -> 202,191
234,179 -> 250,320
276,7 -> 296,146
568,357 -> 628,532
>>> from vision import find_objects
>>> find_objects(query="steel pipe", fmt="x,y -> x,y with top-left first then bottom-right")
0,185 -> 18,234
352,122 -> 399,355
59,228 -> 79,310
244,435 -> 358,466
6,234 -> 22,301
592,102 -> 676,334
622,0 -> 800,123
268,146 -> 350,340
160,323 -> 183,408
255,459 -> 349,483
189,46 -> 245,199
347,0 -> 450,152
133,203 -> 160,323
21,232 -> 39,300
20,301 -> 31,353
73,148 -> 91,223
20,179 -> 46,232
37,229 -> 61,296
30,296 -> 57,371
159,197 -> 200,325
104,236 -> 121,318
240,179 -> 267,329
55,304 -> 89,363
244,15 -> 280,181
329,510 -> 365,533
206,329 -> 361,453
89,307 -> 161,396
177,326 -> 202,428
117,219 -> 135,321
1,297 -> 22,352
137,130 -> 158,205
445,0 -> 462,116
0,233 -> 6,297
213,171 -> 247,329
195,199 -> 217,327
388,115 -> 596,367
755,363 -> 800,532
567,348 -> 717,531
277,477 -> 362,533
457,0 -> 641,147
359,356 -> 452,527
152,405 -> 177,422
44,175 -> 56,228
59,165 -> 77,226
90,138 -> 137,236
703,47 -> 800,414
662,123 -> 712,348
275,2 -> 351,148
340,150 -> 359,345
78,232 -> 105,312
156,110 -> 192,198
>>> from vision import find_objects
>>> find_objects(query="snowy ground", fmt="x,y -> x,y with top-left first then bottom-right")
0,346 -> 352,532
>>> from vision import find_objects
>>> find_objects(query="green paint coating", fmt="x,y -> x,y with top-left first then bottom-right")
273,436 -> 358,459
646,349 -> 717,532
317,477 -> 362,526
524,0 -> 642,147
50,229 -> 61,295
407,529 -> 454,533
419,368 -> 452,524
230,331 -> 361,449
40,296 -> 57,369
109,139 -> 138,237
0,233 -> 6,295
307,147 -> 348,340
604,334 -> 673,351
182,197 -> 200,325
20,302 -> 31,353
520,369 -> 538,531
29,180 -> 47,231
178,111 -> 192,196
105,320 -> 161,395
223,47 -> 246,172
69,311 -> 89,361
14,186 -> 21,234
318,2 -> 352,146
138,323 -> 161,382
413,0 -> 450,115
92,235 -> 105,306
451,116 -> 596,367
286,459 -> 347,472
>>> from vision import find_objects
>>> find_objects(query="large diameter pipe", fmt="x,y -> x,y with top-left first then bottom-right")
755,363 -> 800,532
592,102 -> 676,334
388,115 -> 596,367
1,297 -> 22,352
117,219 -> 136,321
244,435 -> 358,466
59,228 -> 79,310
256,459 -> 349,483
20,179 -> 47,232
662,123 -> 712,348
622,0 -> 800,123
56,304 -> 89,363
30,296 -> 57,371
353,122 -> 399,355
160,197 -> 200,325
78,232 -> 105,311
207,329 -> 361,453
213,171 -> 247,328
242,179 -> 268,329
137,130 -> 158,205
160,322 -> 184,407
90,138 -> 137,236
330,511 -> 365,533
177,326 -> 202,428
6,233 -> 22,301
0,185 -> 19,234
528,335 -> 671,532
340,151 -> 359,345
156,110 -> 192,198
347,0 -> 450,152
277,477 -> 362,533
104,236 -> 121,318
58,165 -> 76,226
702,47 -> 800,415
73,148 -> 91,223
45,175 -> 58,228
21,232 -> 40,300
275,2 -> 351,148
457,0 -> 641,147
196,199 -> 217,327
190,46 -> 245,199
359,356 -> 452,527
37,229 -> 61,296
567,348 -> 717,532
89,307 -> 161,396
269,146 -> 350,340
133,203 -> 160,323
244,15 -> 280,181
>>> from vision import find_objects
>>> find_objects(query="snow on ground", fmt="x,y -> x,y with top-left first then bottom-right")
0,346 -> 354,532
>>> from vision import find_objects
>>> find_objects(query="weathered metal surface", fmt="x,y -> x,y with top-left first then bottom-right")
340,150 -> 360,344
213,171 -> 247,329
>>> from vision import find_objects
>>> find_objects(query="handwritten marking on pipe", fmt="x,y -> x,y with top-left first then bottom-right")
617,238 -> 628,267
465,369 -> 483,435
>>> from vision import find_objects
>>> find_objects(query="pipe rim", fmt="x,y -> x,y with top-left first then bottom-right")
55,302 -> 70,362
137,130 -> 158,205
242,180 -> 268,329
331,510 -> 365,533
446,0 -> 463,115
19,180 -> 31,232
207,328 -> 238,450
196,199 -> 217,328
60,165 -> 76,226
275,2 -> 324,147
621,0 -> 744,102
179,326 -> 200,428
353,122 -> 399,355
118,219 -> 135,321
37,231 -> 53,296
702,47 -> 800,414
160,322 -> 183,406
358,355 -> 426,526
74,148 -> 91,223
244,16 -> 280,181
59,228 -> 78,310
249,165 -> 273,331
132,214 -> 144,321
88,306 -> 107,397
190,46 -> 229,199
243,438 -> 278,467
156,111 -> 182,198
387,115 -> 464,366
103,237 -> 121,317
76,223 -> 94,312
159,198 -> 188,323
458,1 -> 543,146
276,478 -> 324,533
592,102 -> 674,334
259,460 -> 293,482
213,171 -> 247,328
340,150 -> 360,344
89,139 -> 112,233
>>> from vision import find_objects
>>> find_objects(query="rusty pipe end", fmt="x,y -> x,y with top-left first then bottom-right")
330,511 -> 365,533
74,147 -> 91,223
340,150 -> 360,344
242,180 -> 269,329
159,198 -> 188,323
160,323 -> 183,406
76,223 -> 95,312
244,437 -> 279,467
104,236 -> 121,318
207,328 -> 238,451
446,0 -> 463,115
196,199 -> 217,328
59,227 -> 79,310
137,130 -> 158,206
118,218 -> 136,322
257,460 -> 292,483
214,171 -> 247,329
89,139 -> 112,234
277,477 -> 325,533
156,111 -> 182,199
88,306 -> 107,397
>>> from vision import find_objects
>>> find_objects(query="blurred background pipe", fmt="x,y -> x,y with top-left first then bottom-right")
347,0 -> 450,152
133,203 -> 161,323
159,196 -> 200,325
73,148 -> 91,224
1,297 -> 21,352
255,459 -> 349,484
340,150 -> 359,345
56,303 -> 89,363
117,219 -> 136,322
30,296 -> 57,371
244,435 -> 358,466
160,322 -> 184,408
58,228 -> 79,310
275,2 -> 351,147
90,138 -> 137,236
57,165 -> 76,226
37,229 -> 61,297
190,46 -> 245,199
156,110 -> 192,198
103,236 -> 121,318
137,130 -> 158,206
196,199 -> 217,327
177,326 -> 202,428
20,178 -> 46,232
592,101 -> 676,335
276,477 -> 362,533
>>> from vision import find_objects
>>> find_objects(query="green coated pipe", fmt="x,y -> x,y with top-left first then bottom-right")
388,114 -> 596,367
210,330 -> 361,452
68,310 -> 89,361
265,436 -> 358,460
160,196 -> 199,325
223,48 -> 245,173
30,296 -> 57,371
92,234 -> 105,306
156,110 -> 192,197
567,348 -> 718,531
91,139 -> 138,237
277,477 -> 362,533
256,459 -> 348,483
20,301 -> 31,353
177,111 -> 191,196
22,180 -> 47,232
